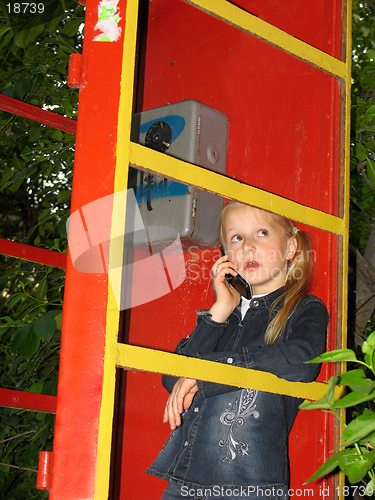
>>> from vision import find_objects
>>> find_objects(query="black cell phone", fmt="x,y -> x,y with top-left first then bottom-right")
220,246 -> 252,300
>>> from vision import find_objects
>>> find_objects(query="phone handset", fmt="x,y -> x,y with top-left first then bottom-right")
220,246 -> 252,300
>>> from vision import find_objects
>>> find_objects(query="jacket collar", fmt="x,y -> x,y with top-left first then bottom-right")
233,286 -> 285,320
254,286 -> 285,308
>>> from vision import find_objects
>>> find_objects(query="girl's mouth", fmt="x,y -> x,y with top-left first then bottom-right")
244,260 -> 260,270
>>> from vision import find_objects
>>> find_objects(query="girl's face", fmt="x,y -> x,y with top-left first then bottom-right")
222,205 -> 297,295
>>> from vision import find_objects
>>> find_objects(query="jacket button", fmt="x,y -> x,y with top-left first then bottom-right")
227,357 -> 233,364
194,407 -> 199,412
184,441 -> 189,447
252,300 -> 259,307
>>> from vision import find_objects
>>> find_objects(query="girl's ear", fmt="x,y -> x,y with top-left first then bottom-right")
286,236 -> 298,261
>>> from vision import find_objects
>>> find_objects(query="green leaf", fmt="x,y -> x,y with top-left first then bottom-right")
332,389 -> 375,409
363,332 -> 375,369
13,79 -> 32,99
364,355 -> 372,371
41,0 -> 60,25
57,218 -> 68,238
13,30 -> 26,49
33,315 -> 56,341
35,278 -> 48,300
307,349 -> 358,363
18,329 -> 41,361
0,327 -> 9,339
364,104 -> 375,117
48,2 -> 65,32
365,478 -> 375,496
303,450 -> 344,483
0,27 -> 11,40
5,293 -> 25,310
51,129 -> 63,141
21,18 -> 45,48
12,167 -> 29,184
57,190 -> 71,203
341,412 -> 375,448
363,331 -> 375,352
339,369 -> 375,394
0,180 -> 12,192
26,381 -> 44,394
10,323 -> 33,353
339,448 -> 375,484
356,141 -> 368,161
299,376 -> 339,410
0,316 -> 16,328
9,176 -> 25,193
325,374 -> 340,405
54,312 -> 62,331
360,431 -> 375,449
61,18 -> 84,38
299,397 -> 333,410
28,127 -> 41,142
12,156 -> 24,170
1,168 -> 13,183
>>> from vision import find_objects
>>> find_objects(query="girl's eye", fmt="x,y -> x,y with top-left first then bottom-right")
231,235 -> 243,243
258,229 -> 268,237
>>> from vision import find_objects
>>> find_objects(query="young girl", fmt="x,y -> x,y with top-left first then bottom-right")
146,201 -> 328,500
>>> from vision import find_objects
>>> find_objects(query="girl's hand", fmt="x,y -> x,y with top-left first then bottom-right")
163,378 -> 198,430
209,254 -> 241,323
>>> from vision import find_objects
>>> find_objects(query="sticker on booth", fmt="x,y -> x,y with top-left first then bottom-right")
94,0 -> 122,42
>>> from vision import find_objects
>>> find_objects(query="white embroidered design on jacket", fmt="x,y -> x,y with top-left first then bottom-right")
219,389 -> 259,462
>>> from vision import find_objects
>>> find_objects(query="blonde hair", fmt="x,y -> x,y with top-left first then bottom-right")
219,201 -> 314,344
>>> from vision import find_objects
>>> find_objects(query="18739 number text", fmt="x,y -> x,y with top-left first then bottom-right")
6,3 -> 45,14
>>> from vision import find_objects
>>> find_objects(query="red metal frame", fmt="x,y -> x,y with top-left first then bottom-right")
0,388 -> 57,413
0,93 -> 70,413
0,79 -> 71,426
0,239 -> 66,269
0,95 -> 77,134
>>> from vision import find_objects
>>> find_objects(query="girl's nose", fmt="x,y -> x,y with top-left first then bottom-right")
242,238 -> 256,254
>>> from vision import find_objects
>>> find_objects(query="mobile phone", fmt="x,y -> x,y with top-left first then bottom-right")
220,246 -> 252,300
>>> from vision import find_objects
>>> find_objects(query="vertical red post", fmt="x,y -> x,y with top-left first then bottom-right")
49,0 -> 127,497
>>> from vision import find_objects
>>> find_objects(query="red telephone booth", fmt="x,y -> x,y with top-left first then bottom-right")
1,0 -> 352,498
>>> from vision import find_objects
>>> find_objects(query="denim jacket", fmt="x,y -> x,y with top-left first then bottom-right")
146,287 -> 328,490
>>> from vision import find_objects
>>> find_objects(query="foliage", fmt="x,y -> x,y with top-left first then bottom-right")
0,409 -> 55,500
0,0 -> 84,497
349,0 -> 375,346
300,333 -> 375,495
301,3 -> 375,492
350,0 -> 375,253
